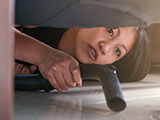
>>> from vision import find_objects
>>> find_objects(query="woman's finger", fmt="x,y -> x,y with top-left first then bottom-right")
14,62 -> 18,74
69,59 -> 82,86
62,68 -> 76,87
21,66 -> 30,74
15,63 -> 24,74
71,68 -> 82,86
54,70 -> 69,90
30,65 -> 37,74
46,69 -> 62,91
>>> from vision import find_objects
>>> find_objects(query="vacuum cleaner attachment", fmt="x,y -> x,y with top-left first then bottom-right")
15,64 -> 127,112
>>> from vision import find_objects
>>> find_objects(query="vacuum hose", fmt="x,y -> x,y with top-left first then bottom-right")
15,64 -> 126,112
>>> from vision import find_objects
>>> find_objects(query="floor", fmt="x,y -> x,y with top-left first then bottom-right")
14,74 -> 160,120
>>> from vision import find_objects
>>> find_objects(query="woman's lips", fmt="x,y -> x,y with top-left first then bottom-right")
88,45 -> 98,61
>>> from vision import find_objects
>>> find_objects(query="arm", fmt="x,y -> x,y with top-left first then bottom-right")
15,27 -> 56,65
14,28 -> 82,91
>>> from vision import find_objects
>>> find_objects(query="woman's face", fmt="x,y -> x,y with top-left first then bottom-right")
74,27 -> 137,65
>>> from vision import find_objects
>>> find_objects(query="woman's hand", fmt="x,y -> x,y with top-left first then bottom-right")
37,49 -> 82,91
15,61 -> 37,75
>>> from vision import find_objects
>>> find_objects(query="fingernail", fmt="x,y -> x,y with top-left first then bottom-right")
33,66 -> 37,70
31,65 -> 37,70
73,68 -> 79,73
57,88 -> 62,92
77,82 -> 82,86
73,83 -> 76,87
58,90 -> 62,92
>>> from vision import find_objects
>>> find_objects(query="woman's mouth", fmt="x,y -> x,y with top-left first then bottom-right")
88,45 -> 98,61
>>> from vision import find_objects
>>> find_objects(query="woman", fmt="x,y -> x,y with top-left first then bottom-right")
14,26 -> 150,91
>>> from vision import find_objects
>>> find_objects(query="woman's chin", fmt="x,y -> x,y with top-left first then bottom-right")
77,57 -> 93,64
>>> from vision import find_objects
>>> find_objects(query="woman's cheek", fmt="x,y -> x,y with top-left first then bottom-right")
75,47 -> 90,64
76,49 -> 87,63
97,56 -> 115,65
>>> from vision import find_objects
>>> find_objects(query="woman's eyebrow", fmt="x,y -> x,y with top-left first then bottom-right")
117,28 -> 120,36
122,45 -> 127,53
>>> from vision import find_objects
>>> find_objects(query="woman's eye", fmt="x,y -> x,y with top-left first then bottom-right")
115,48 -> 121,57
107,28 -> 114,37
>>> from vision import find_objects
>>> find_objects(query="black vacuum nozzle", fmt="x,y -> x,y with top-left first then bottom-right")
15,64 -> 127,112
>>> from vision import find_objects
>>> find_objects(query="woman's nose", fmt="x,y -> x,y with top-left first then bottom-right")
98,41 -> 112,55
